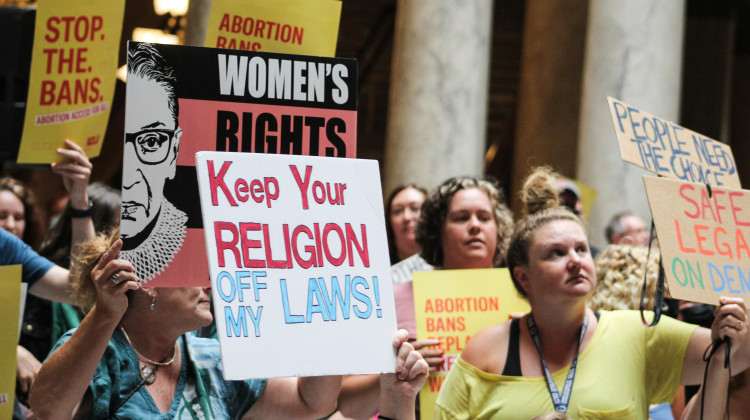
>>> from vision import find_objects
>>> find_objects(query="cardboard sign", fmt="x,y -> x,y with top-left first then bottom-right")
608,97 -> 739,188
413,269 -> 530,420
120,42 -> 357,287
17,0 -> 124,163
0,265 -> 22,417
644,176 -> 750,304
195,151 -> 396,379
205,0 -> 341,56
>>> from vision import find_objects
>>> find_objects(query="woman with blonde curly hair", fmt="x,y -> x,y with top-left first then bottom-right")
434,166 -> 748,419
588,244 -> 665,312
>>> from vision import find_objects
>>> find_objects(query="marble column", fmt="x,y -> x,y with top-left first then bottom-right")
384,0 -> 493,194
184,0 -> 213,46
730,55 -> 750,187
510,0 -> 588,215
577,0 -> 686,248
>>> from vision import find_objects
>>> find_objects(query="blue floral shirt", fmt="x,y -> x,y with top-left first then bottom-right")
50,330 -> 266,419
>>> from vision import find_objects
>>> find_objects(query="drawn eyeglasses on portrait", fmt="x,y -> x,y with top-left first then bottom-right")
124,128 -> 177,164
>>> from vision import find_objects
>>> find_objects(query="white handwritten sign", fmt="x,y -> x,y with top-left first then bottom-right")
196,151 -> 397,379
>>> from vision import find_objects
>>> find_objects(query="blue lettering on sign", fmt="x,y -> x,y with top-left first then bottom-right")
351,276 -> 372,319
216,270 -> 268,303
706,263 -> 750,295
724,265 -> 742,294
316,275 -> 351,321
709,263 -> 724,292
217,271 -> 236,302
613,98 -> 736,185
278,274 -> 382,324
306,277 -> 328,322
738,267 -> 750,294
224,305 -> 264,337
251,271 -> 267,301
280,278 -> 304,324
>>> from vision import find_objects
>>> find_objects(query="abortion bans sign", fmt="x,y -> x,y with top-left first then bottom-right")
196,152 -> 396,379
413,269 -> 529,420
645,176 -> 750,304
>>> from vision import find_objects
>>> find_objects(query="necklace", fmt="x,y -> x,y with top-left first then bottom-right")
119,325 -> 177,385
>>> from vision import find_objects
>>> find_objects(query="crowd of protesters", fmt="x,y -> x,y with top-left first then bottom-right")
4,150 -> 747,419
0,43 -> 746,420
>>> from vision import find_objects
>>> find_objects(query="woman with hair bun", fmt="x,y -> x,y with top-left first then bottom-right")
434,167 -> 749,419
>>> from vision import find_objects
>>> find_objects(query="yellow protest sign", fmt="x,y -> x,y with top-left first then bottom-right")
17,0 -> 125,163
0,265 -> 22,417
413,268 -> 530,420
205,0 -> 341,56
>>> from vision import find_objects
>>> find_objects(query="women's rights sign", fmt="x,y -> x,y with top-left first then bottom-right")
608,97 -> 739,188
196,151 -> 397,379
644,176 -> 750,304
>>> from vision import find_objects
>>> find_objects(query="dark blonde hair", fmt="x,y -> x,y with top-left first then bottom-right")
71,228 -> 120,313
416,176 -> 513,267
507,167 -> 586,296
589,244 -> 665,311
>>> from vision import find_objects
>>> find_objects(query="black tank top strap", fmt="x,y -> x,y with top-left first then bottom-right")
501,318 -> 522,376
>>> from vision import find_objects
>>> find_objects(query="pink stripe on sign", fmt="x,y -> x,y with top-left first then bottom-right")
177,98 -> 357,166
149,228 -> 210,287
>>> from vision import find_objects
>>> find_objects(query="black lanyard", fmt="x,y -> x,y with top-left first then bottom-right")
526,314 -> 588,414
639,221 -> 665,326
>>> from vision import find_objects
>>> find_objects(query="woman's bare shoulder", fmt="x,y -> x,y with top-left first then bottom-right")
461,319 -> 513,374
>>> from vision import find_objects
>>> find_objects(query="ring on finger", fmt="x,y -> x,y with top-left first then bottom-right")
111,273 -> 121,285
